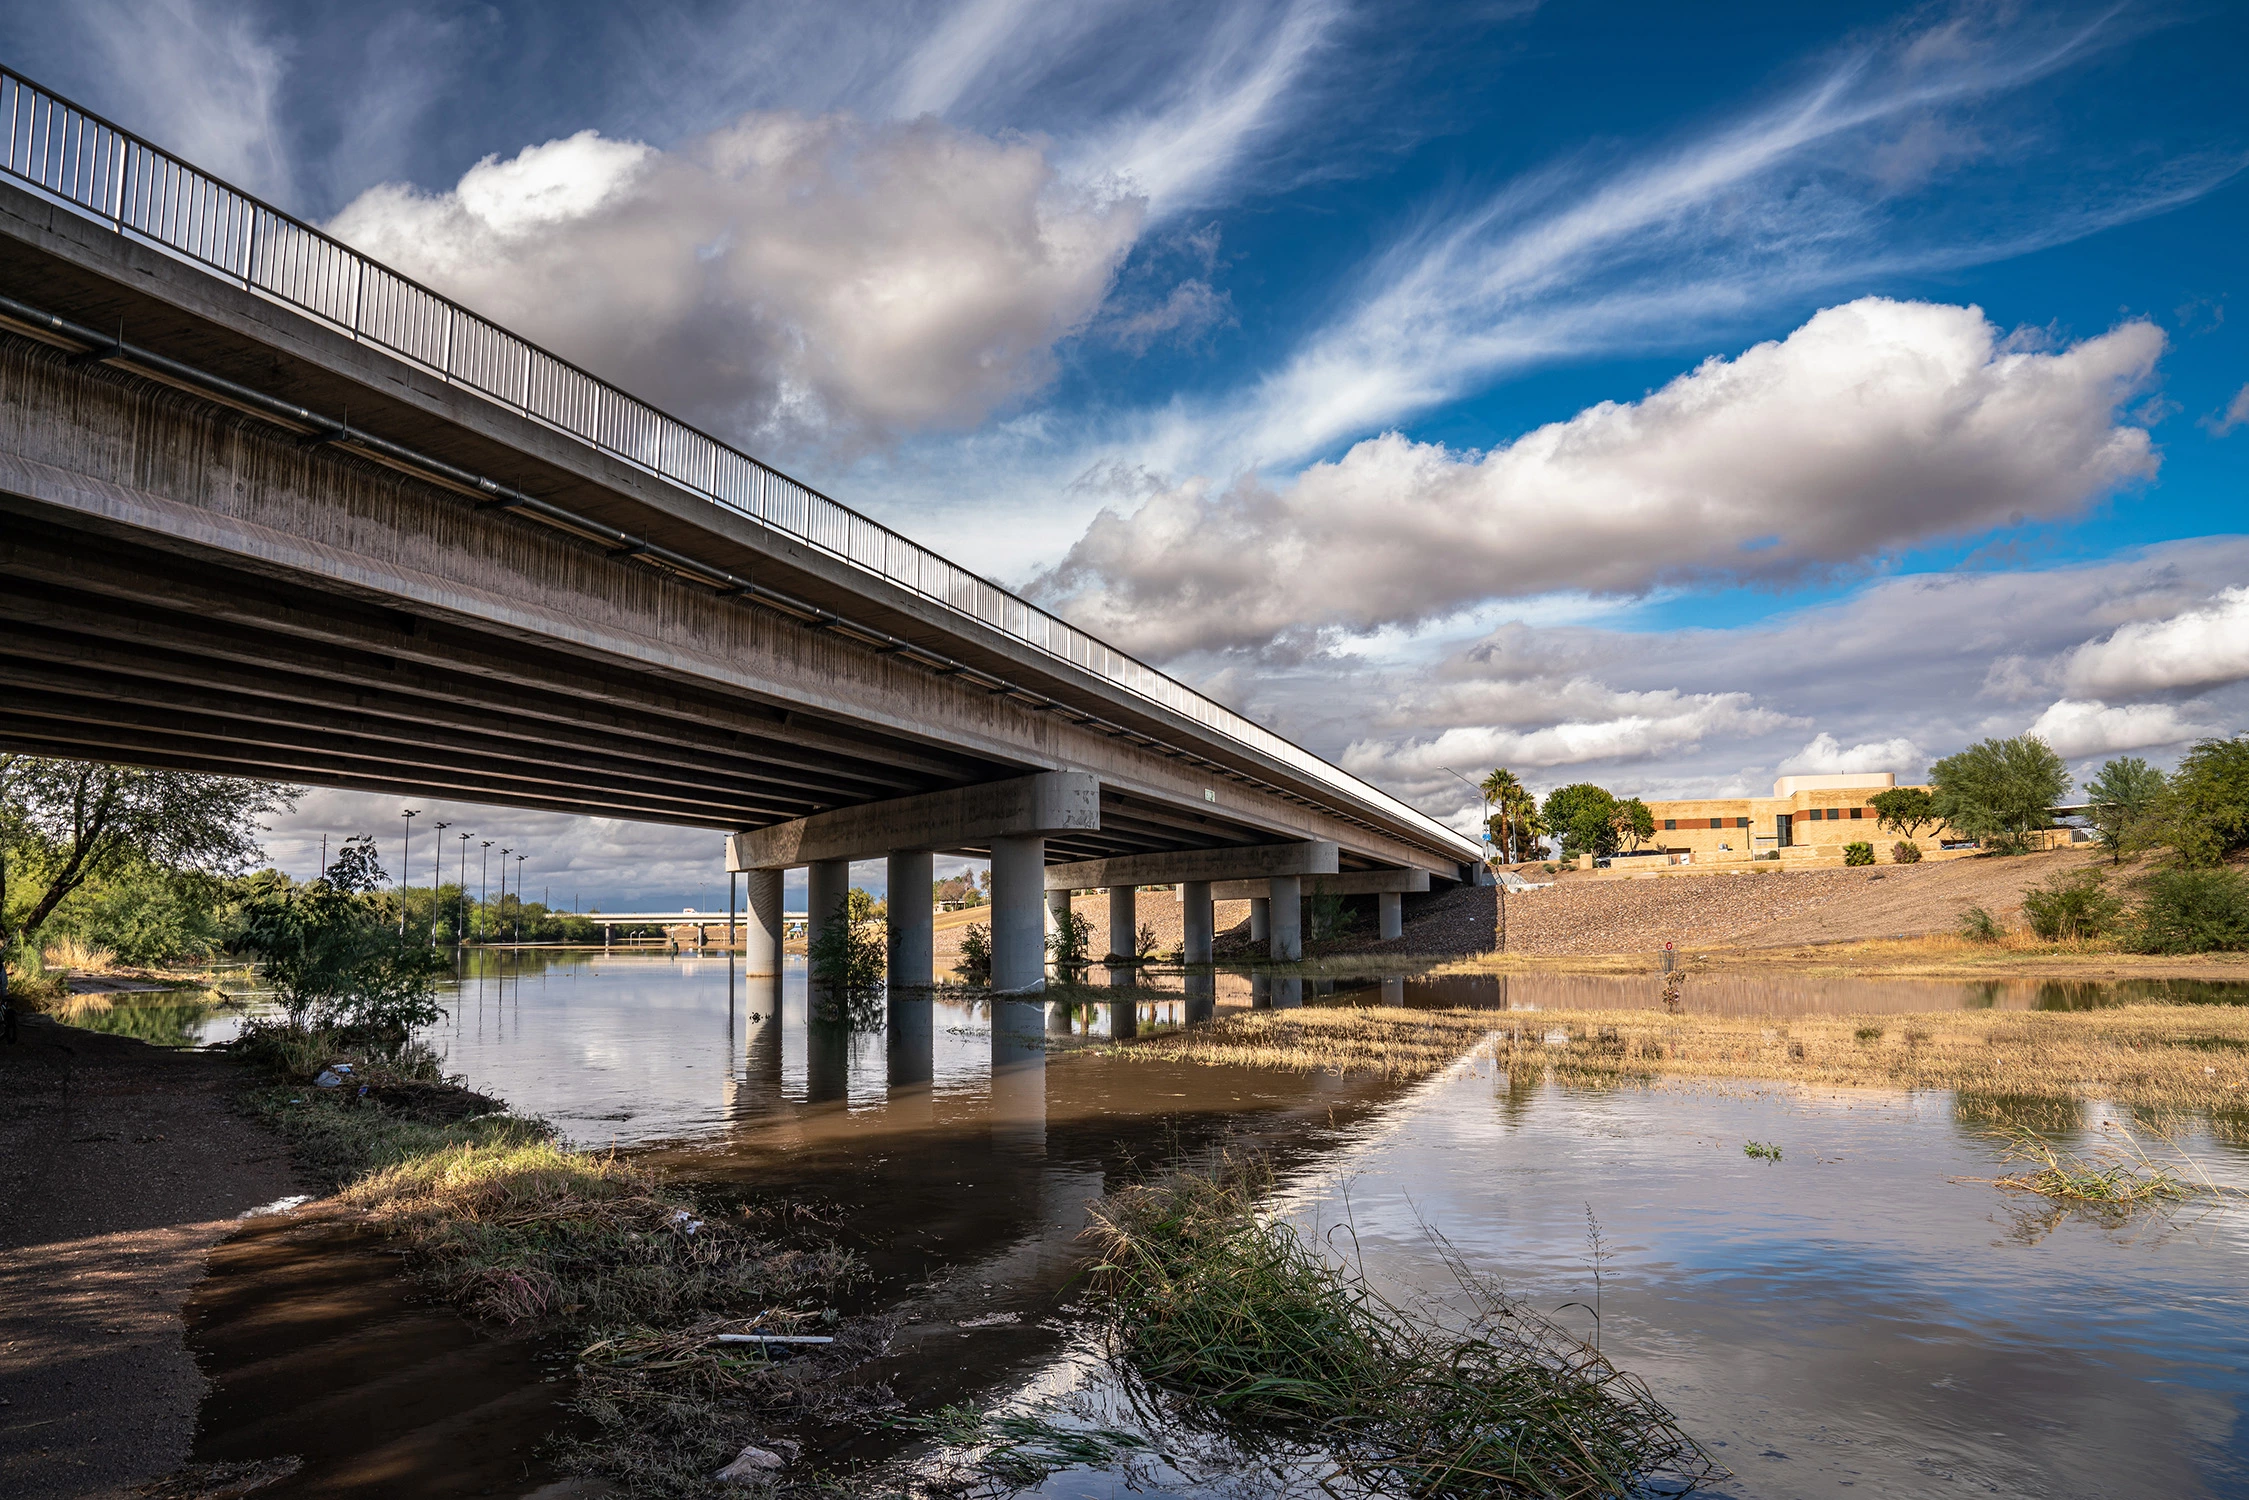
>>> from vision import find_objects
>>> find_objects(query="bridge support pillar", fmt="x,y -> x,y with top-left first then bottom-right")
989,834 -> 1046,993
1107,884 -> 1137,961
1269,876 -> 1302,961
1046,887 -> 1073,948
1378,891 -> 1402,941
742,868 -> 783,975
1181,880 -> 1213,964
807,858 -> 849,1001
887,849 -> 933,990
1250,897 -> 1269,943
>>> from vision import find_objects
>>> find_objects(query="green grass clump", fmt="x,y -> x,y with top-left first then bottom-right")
1084,1155 -> 1719,1499
1742,1141 -> 1781,1161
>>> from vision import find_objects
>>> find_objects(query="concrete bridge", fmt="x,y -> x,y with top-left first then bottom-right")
0,68 -> 1483,996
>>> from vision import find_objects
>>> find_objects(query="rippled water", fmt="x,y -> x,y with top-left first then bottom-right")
59,953 -> 2249,1497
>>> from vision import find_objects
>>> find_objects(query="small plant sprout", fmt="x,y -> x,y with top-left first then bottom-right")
1743,1140 -> 1782,1161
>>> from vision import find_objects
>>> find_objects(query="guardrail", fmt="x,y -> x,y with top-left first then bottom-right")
0,66 -> 1478,862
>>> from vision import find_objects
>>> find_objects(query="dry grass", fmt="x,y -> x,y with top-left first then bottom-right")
1980,1123 -> 2234,1208
1104,1006 -> 1504,1079
1438,931 -> 2249,981
1109,1003 -> 2249,1111
40,935 -> 118,973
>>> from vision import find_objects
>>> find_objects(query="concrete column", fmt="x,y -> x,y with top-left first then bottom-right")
1268,875 -> 1302,961
1109,994 -> 1138,1038
1181,880 -> 1214,964
1378,890 -> 1402,941
989,834 -> 1047,993
1108,884 -> 1137,960
1250,972 -> 1271,1009
887,849 -> 933,990
1271,976 -> 1304,1009
742,868 -> 783,975
1047,887 -> 1073,959
806,858 -> 850,952
1250,897 -> 1270,944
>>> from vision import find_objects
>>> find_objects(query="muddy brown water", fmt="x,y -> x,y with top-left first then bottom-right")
64,956 -> 2249,1497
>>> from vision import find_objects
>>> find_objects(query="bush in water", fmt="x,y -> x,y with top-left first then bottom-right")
234,836 -> 446,1038
957,922 -> 992,983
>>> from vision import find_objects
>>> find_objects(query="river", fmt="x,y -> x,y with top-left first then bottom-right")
60,952 -> 2249,1497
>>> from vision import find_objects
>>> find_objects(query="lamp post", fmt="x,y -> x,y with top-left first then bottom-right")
478,841 -> 493,944
498,849 -> 512,945
428,821 -> 451,945
457,832 -> 471,947
515,854 -> 528,945
398,808 -> 419,936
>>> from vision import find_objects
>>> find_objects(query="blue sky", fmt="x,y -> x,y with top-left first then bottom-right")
9,0 -> 2243,905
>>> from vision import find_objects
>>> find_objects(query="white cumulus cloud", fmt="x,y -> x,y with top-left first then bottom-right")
1778,732 -> 1922,776
1038,298 -> 2164,657
328,112 -> 1144,447
2061,585 -> 2249,698
2025,699 -> 2220,759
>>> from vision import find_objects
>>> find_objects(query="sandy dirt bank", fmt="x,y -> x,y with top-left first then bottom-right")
0,1017 -> 307,1500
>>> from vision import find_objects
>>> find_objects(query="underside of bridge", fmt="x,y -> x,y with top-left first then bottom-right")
0,168 -> 1476,884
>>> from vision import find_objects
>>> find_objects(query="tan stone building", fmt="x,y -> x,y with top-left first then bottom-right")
1635,772 -> 1968,868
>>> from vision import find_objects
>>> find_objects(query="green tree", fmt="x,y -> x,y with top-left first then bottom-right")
1612,797 -> 1656,852
1869,787 -> 1938,841
1481,768 -> 1541,864
1928,736 -> 2069,851
1541,783 -> 1622,859
2083,756 -> 2169,865
2163,737 -> 2249,867
2,756 -> 297,957
233,836 -> 447,1036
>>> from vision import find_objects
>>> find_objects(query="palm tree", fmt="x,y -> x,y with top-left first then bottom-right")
1480,768 -> 1535,864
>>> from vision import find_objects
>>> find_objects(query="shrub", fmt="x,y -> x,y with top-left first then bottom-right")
1958,905 -> 2002,942
957,922 -> 992,983
1045,907 -> 1093,968
809,895 -> 886,1027
2123,867 -> 2249,954
1891,840 -> 1922,864
1843,842 -> 1875,867
233,838 -> 446,1035
2020,869 -> 2122,942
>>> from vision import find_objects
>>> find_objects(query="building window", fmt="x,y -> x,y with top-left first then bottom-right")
1710,817 -> 1723,829
1734,817 -> 1748,828
1850,807 -> 1864,819
1663,819 -> 1676,830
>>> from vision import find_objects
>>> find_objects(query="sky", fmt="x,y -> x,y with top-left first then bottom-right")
10,0 -> 2245,907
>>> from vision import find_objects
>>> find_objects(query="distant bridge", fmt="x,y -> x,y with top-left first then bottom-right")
0,67 -> 1483,997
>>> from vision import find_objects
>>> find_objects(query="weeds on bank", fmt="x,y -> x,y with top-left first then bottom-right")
1080,1154 -> 1720,1499
1102,1005 -> 1501,1078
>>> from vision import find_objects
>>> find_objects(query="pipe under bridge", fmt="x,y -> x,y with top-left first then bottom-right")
0,68 -> 1484,990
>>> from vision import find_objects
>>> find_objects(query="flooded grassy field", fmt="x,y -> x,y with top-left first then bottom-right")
59,952 -> 2249,1498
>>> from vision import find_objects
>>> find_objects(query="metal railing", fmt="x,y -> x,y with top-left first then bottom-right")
0,66 -> 1478,862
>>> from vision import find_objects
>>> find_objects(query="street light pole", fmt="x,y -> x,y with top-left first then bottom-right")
498,849 -> 512,945
399,808 -> 419,936
1442,767 -> 1505,953
478,841 -> 493,944
515,854 -> 527,945
429,821 -> 450,946
457,832 -> 471,947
